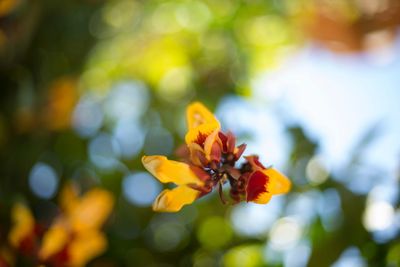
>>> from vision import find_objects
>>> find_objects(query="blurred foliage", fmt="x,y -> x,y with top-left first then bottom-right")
0,0 -> 400,267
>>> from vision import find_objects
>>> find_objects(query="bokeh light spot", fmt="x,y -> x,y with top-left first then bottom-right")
363,200 -> 395,231
332,247 -> 366,267
158,67 -> 192,103
29,162 -> 59,199
103,1 -> 138,29
230,200 -> 283,237
283,240 -> 312,267
113,119 -> 145,158
104,81 -> 149,122
269,217 -> 302,251
144,127 -> 174,156
306,155 -> 330,185
151,3 -> 181,34
223,244 -> 262,267
175,1 -> 212,32
197,216 -> 232,250
122,172 -> 161,207
88,133 -> 121,170
72,95 -> 103,137
317,189 -> 343,231
152,220 -> 188,252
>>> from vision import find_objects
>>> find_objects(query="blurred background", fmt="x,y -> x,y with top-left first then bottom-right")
1,0 -> 400,266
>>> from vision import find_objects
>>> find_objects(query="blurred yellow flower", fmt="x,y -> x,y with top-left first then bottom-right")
42,77 -> 79,131
143,102 -> 291,212
39,183 -> 114,267
8,203 -> 36,254
0,0 -> 20,17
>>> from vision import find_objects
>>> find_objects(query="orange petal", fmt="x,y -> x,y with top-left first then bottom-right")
68,230 -> 107,267
8,203 -> 35,248
203,130 -> 221,161
188,142 -> 207,166
69,188 -> 114,233
244,155 -> 266,171
185,102 -> 220,145
39,220 -> 69,260
152,185 -> 200,212
142,156 -> 203,185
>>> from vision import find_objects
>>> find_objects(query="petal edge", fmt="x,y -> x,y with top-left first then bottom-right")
152,185 -> 200,212
142,156 -> 202,185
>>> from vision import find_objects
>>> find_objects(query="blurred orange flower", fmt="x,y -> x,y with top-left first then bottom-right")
8,183 -> 114,267
142,102 -> 291,212
39,183 -> 114,267
0,0 -> 20,17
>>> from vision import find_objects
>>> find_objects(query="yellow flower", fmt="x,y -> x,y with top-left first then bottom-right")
8,203 -> 36,253
142,155 -> 205,212
143,102 -> 221,212
38,183 -> 114,267
143,102 -> 291,212
243,156 -> 291,204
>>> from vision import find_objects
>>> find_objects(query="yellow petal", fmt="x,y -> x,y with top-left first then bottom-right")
68,230 -> 107,267
152,185 -> 200,212
142,156 -> 203,185
186,102 -> 219,129
251,192 -> 272,204
8,203 -> 34,248
59,182 -> 80,217
263,168 -> 291,195
185,102 -> 220,144
69,189 -> 114,233
39,220 -> 69,260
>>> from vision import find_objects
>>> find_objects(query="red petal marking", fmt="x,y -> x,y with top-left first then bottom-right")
19,235 -> 36,256
48,245 -> 70,266
246,171 -> 269,202
195,132 -> 209,146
